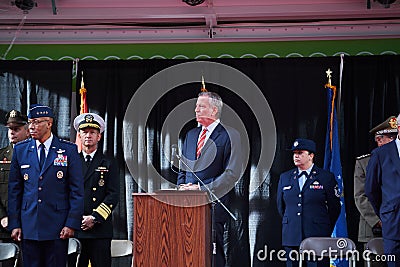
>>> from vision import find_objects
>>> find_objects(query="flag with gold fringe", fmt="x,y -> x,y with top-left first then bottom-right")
323,69 -> 348,267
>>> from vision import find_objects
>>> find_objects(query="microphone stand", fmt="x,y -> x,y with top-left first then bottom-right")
175,153 -> 237,267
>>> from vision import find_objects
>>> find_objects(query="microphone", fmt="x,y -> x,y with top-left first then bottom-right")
171,144 -> 178,166
176,148 -> 237,221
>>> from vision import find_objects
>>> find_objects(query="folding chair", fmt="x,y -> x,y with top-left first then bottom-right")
365,237 -> 384,267
111,239 -> 133,258
0,243 -> 20,267
67,238 -> 82,267
299,237 -> 357,267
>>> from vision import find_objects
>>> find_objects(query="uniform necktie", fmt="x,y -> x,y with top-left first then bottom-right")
196,128 -> 207,159
39,143 -> 46,170
85,155 -> 92,167
298,171 -> 308,190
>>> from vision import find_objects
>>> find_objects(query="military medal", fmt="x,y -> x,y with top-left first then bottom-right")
96,166 -> 108,186
96,166 -> 108,172
57,170 -> 64,179
24,173 -> 29,180
54,149 -> 68,166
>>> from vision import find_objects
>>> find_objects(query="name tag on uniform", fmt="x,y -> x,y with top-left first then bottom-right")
310,181 -> 323,189
54,154 -> 68,166
283,186 -> 292,190
21,165 -> 30,169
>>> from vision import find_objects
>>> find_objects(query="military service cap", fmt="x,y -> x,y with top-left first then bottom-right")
5,109 -> 28,126
73,113 -> 105,133
369,116 -> 398,135
290,138 -> 316,154
28,104 -> 54,119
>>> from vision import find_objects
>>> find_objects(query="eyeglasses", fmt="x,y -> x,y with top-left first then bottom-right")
28,119 -> 49,126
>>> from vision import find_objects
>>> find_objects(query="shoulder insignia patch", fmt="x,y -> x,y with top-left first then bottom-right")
15,138 -> 31,147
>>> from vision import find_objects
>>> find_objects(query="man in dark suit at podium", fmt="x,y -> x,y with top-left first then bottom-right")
177,91 -> 242,267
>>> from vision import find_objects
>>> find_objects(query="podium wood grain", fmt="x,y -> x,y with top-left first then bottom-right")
133,192 -> 211,267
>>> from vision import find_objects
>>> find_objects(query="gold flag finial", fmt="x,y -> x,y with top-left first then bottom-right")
326,68 -> 332,86
80,71 -> 86,94
200,76 -> 207,92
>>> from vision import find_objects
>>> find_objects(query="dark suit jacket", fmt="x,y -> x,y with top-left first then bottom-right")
277,165 -> 341,246
8,137 -> 84,240
74,150 -> 119,239
177,123 -> 242,222
366,140 -> 400,241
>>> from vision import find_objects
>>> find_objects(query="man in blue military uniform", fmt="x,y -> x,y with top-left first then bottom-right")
73,113 -> 119,267
366,113 -> 400,267
7,104 -> 84,267
277,138 -> 341,267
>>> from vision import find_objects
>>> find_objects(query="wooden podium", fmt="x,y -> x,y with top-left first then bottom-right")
132,191 -> 211,267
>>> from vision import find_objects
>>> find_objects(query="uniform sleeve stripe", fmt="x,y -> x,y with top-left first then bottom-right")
94,203 -> 112,220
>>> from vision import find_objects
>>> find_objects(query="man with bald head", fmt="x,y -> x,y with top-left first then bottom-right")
8,104 -> 84,267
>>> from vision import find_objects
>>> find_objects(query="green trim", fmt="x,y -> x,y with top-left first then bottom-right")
1,39 -> 399,60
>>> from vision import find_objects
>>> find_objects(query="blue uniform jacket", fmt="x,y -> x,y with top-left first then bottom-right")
365,140 -> 400,241
277,166 -> 341,246
7,137 -> 84,240
177,123 -> 242,222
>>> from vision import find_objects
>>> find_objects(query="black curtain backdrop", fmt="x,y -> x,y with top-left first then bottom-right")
0,55 -> 399,267
0,60 -> 73,143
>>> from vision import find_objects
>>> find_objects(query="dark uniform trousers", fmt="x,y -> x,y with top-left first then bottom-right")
77,239 -> 111,267
22,239 -> 68,267
74,151 -> 119,267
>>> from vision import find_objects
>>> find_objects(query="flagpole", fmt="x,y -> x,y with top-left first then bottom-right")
323,68 -> 348,267
70,58 -> 79,142
337,54 -> 344,129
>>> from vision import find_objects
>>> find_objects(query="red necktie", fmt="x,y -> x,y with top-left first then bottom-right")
196,128 -> 207,158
